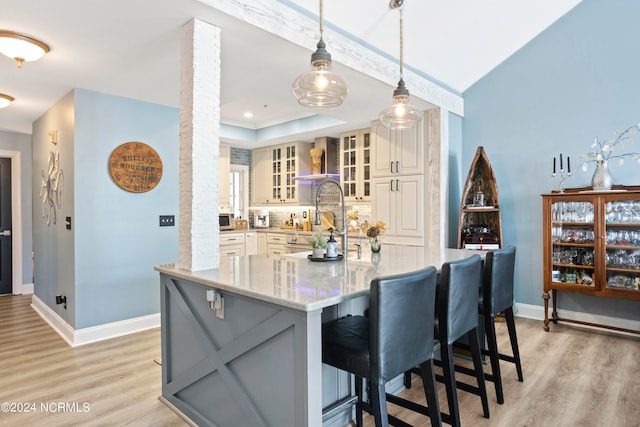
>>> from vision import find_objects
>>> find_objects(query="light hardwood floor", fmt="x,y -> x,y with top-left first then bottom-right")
1,294 -> 638,426
0,294 -> 185,426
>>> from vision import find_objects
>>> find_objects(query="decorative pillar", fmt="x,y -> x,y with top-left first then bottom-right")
178,19 -> 221,271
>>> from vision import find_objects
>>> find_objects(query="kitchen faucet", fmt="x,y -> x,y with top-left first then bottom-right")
314,180 -> 347,254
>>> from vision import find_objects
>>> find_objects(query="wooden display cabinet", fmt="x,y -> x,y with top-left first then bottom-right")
542,186 -> 640,334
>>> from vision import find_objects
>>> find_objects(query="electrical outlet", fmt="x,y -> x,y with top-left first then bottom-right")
55,295 -> 67,309
159,215 -> 175,226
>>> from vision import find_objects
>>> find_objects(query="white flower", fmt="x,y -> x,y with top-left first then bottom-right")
578,123 -> 640,170
581,163 -> 589,172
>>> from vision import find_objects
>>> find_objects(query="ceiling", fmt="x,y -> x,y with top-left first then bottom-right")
0,0 -> 581,148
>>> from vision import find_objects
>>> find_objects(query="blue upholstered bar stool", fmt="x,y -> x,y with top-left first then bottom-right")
322,267 -> 442,427
436,254 -> 490,427
480,246 -> 523,404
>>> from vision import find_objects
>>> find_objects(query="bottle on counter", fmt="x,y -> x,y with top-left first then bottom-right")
326,229 -> 338,258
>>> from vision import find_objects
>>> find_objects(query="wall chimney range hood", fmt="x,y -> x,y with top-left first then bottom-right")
293,136 -> 340,181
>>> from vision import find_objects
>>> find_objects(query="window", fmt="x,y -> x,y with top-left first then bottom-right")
230,165 -> 249,219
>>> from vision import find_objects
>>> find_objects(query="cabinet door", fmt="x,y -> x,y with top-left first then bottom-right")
245,231 -> 258,255
370,119 -> 423,177
371,176 -> 424,245
340,129 -> 371,202
371,120 -> 393,177
395,175 -> 424,238
546,198 -> 598,292
251,147 -> 272,204
601,197 -> 640,298
371,178 -> 394,235
258,233 -> 268,254
396,123 -> 423,176
271,146 -> 283,202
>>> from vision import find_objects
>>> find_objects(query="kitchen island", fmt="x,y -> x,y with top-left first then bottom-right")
156,246 -> 480,427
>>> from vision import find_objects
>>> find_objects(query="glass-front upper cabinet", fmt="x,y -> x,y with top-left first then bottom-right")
550,200 -> 597,288
603,199 -> 640,292
340,128 -> 371,203
265,141 -> 311,205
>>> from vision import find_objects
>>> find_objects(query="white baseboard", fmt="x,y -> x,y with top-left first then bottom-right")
31,295 -> 160,347
21,283 -> 34,294
515,302 -> 640,336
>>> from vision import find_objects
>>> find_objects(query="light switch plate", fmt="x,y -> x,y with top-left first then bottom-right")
159,215 -> 175,226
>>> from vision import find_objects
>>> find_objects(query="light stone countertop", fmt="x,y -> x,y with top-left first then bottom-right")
155,246 -> 483,312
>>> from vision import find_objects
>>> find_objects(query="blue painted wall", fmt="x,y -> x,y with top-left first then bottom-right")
462,0 -> 639,319
0,130 -> 33,289
33,92 -> 77,326
33,89 -> 179,329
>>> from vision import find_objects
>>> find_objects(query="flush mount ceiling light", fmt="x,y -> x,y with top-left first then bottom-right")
0,94 -> 15,109
0,30 -> 50,68
292,0 -> 348,108
379,0 -> 423,130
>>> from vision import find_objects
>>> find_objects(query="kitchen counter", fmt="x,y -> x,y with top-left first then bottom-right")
156,246 -> 482,426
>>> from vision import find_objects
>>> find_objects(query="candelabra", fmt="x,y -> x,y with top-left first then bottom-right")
552,153 -> 572,192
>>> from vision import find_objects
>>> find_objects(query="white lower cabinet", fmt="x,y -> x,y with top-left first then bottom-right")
371,175 -> 424,246
220,233 -> 245,257
245,231 -> 258,255
267,233 -> 287,255
257,233 -> 268,254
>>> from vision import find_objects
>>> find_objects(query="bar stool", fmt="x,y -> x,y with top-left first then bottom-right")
435,254 -> 490,426
322,267 -> 442,427
480,246 -> 523,404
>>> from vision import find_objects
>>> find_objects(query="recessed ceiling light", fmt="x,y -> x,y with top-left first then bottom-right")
243,112 -> 254,118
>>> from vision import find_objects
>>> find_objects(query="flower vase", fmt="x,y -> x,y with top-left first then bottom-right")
591,160 -> 613,191
370,237 -> 382,253
312,247 -> 324,259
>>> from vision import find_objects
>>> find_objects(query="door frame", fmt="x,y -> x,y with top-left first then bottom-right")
0,150 -> 23,295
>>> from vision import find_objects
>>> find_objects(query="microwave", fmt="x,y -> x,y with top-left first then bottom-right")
219,213 -> 235,230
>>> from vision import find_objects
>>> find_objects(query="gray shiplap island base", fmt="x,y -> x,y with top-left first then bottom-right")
155,246 -> 481,427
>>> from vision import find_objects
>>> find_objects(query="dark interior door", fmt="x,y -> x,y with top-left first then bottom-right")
0,157 -> 12,295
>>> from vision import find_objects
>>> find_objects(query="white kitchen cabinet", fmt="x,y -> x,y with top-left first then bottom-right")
371,175 -> 424,246
267,232 -> 287,255
251,147 -> 272,205
220,232 -> 245,257
257,233 -> 268,254
219,143 -> 232,213
370,119 -> 424,178
340,128 -> 371,203
252,142 -> 312,205
245,231 -> 258,255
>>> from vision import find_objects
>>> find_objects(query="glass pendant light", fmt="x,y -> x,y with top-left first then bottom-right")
379,0 -> 423,130
292,0 -> 348,108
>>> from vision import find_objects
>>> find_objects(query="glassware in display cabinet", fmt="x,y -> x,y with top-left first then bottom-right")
549,200 -> 596,287
542,187 -> 640,335
604,200 -> 640,292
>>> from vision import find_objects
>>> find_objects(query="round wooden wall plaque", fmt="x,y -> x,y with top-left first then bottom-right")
109,142 -> 163,193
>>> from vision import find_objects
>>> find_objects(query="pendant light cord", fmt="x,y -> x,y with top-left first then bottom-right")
319,0 -> 324,39
399,4 -> 404,79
